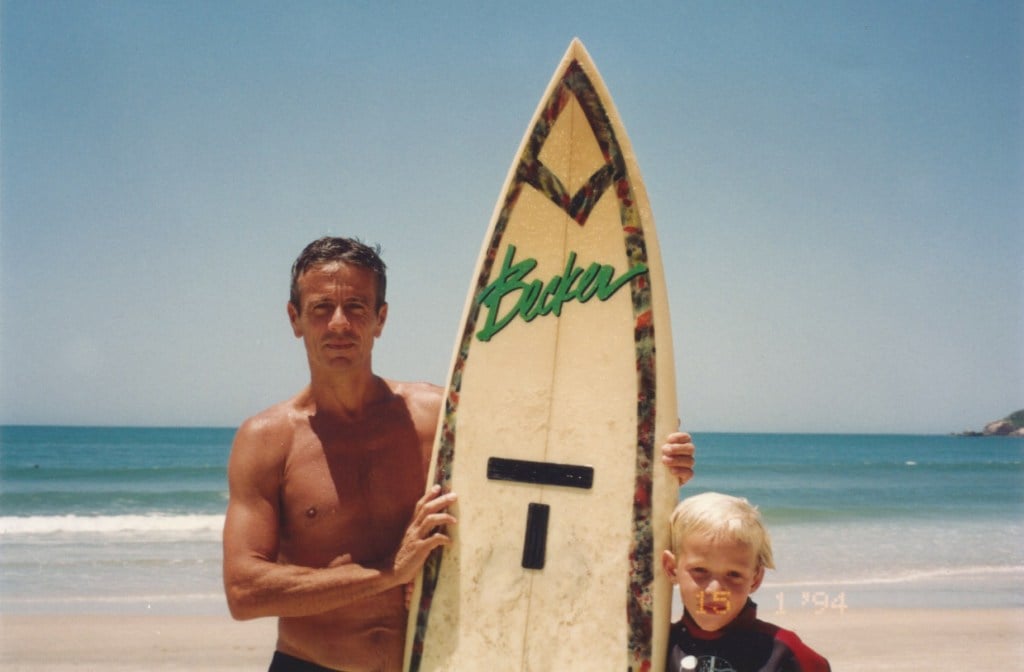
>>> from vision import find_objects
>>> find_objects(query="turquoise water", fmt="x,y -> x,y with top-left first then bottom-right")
691,433 -> 1023,521
1,426 -> 231,516
1,426 -> 1021,614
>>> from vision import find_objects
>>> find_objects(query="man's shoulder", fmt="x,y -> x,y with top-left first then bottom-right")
384,380 -> 443,443
234,393 -> 310,450
386,379 -> 443,410
386,378 -> 442,395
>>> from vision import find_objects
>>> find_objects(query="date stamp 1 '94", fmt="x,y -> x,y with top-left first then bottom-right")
695,590 -> 848,616
772,590 -> 848,615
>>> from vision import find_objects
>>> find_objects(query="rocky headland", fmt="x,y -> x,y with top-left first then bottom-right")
957,409 -> 1024,437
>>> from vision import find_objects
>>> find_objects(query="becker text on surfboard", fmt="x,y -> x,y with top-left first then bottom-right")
475,244 -> 648,342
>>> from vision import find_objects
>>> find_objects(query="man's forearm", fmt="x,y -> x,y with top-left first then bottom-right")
225,557 -> 401,620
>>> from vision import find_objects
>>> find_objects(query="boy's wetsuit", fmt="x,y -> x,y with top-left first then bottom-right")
666,599 -> 831,672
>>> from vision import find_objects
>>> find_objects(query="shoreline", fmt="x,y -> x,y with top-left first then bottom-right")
2,608 -> 1021,670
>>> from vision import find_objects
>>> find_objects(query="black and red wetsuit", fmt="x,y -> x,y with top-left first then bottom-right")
666,599 -> 831,672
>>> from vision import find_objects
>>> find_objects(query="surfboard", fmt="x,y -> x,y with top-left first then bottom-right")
404,38 -> 678,672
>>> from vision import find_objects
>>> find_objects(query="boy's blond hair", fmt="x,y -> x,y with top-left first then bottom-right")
668,492 -> 775,570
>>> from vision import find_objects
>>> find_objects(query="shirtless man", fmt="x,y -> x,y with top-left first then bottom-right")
223,237 -> 696,672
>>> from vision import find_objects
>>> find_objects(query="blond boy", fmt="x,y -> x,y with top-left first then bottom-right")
661,492 -> 830,672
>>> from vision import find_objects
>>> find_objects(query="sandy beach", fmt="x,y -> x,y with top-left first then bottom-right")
1,608 -> 1021,670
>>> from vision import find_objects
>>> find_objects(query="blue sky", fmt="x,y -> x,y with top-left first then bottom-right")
1,1 -> 1020,433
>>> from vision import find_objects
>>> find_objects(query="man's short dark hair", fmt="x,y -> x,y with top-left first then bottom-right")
289,237 -> 387,311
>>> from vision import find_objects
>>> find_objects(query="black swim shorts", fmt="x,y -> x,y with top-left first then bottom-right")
268,650 -> 341,672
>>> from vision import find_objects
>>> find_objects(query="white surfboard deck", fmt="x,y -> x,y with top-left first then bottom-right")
404,38 -> 678,672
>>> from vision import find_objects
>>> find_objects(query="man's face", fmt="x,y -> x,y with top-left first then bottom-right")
662,533 -> 764,632
287,262 -> 387,374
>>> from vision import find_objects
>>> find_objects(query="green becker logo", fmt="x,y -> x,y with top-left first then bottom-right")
475,244 -> 647,342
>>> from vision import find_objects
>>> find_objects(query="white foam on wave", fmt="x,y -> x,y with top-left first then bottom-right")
3,591 -> 225,605
0,513 -> 225,535
0,591 -> 230,616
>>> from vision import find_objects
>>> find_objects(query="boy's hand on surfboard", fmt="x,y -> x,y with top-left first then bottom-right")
392,484 -> 457,585
661,432 -> 695,485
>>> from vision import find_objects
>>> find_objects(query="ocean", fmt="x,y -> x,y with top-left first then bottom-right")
1,426 -> 1021,616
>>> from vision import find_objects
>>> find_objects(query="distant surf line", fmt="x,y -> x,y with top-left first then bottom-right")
0,513 -> 225,535
766,564 -> 1024,588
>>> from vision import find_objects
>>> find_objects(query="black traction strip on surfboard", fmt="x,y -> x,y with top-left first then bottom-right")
486,457 -> 594,489
521,503 -> 550,569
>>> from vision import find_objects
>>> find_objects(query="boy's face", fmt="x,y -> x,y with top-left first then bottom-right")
662,533 -> 765,632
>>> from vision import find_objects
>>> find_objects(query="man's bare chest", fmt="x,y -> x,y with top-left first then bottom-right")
278,426 -> 425,566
